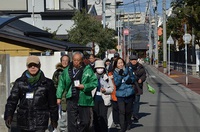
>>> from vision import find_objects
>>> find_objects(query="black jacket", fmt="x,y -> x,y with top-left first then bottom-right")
127,62 -> 146,94
4,70 -> 58,131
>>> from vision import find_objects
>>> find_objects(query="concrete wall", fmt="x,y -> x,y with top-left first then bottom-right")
0,54 -> 10,132
0,52 -> 68,131
10,51 -> 68,83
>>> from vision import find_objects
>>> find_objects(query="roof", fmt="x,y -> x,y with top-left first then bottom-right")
0,15 -> 91,51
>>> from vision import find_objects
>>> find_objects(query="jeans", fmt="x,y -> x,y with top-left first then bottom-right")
93,101 -> 108,132
111,100 -> 119,124
59,111 -> 68,132
117,97 -> 134,132
133,95 -> 140,118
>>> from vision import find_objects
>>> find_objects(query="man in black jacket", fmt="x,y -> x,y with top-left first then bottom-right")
4,56 -> 58,132
127,54 -> 146,122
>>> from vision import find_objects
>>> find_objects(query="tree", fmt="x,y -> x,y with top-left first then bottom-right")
67,10 -> 117,57
167,0 -> 200,50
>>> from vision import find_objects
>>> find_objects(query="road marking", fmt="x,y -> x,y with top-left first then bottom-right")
149,75 -> 156,78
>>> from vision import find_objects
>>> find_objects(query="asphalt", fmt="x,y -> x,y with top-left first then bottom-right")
125,64 -> 200,132
8,63 -> 200,132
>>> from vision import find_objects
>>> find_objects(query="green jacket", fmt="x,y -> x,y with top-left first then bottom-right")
56,65 -> 98,106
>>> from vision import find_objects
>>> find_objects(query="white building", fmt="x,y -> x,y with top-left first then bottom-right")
88,0 -> 123,30
122,12 -> 146,24
0,0 -> 95,37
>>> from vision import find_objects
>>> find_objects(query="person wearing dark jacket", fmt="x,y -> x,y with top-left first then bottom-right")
4,56 -> 58,132
127,54 -> 146,122
108,52 -> 120,72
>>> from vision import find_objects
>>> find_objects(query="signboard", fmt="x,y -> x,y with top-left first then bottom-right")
86,42 -> 99,55
123,29 -> 129,35
167,35 -> 174,45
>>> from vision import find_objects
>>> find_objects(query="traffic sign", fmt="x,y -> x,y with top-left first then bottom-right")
123,29 -> 129,35
167,35 -> 174,45
183,33 -> 192,43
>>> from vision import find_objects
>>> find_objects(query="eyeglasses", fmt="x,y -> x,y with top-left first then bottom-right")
28,63 -> 39,68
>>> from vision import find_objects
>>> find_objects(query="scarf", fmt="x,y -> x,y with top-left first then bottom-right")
26,70 -> 41,85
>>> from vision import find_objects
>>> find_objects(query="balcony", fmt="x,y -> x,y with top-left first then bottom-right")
116,0 -> 123,4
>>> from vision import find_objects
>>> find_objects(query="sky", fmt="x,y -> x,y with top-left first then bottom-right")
123,0 -> 172,16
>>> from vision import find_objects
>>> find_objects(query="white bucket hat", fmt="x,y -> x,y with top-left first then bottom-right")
94,60 -> 105,68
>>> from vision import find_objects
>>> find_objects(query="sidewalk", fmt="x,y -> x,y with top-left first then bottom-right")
157,66 -> 200,95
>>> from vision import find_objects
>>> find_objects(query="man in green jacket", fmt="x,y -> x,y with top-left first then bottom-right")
56,52 -> 98,132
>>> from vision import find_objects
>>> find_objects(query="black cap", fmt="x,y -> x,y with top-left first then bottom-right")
114,52 -> 119,58
129,55 -> 138,60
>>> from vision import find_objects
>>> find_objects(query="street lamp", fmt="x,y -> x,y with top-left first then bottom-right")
167,35 -> 174,75
183,33 -> 192,85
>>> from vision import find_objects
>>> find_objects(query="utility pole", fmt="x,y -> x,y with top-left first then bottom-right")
128,13 -> 130,55
163,0 -> 167,73
102,0 -> 106,28
118,15 -> 120,53
32,0 -> 35,26
153,0 -> 158,68
148,1 -> 152,65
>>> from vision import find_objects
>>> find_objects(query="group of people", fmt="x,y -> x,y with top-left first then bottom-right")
4,51 -> 146,132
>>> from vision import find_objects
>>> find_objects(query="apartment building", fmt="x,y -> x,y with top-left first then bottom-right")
122,12 -> 146,24
88,0 -> 123,30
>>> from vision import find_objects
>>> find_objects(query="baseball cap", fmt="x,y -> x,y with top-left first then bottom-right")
114,52 -> 119,58
129,55 -> 138,60
26,56 -> 40,66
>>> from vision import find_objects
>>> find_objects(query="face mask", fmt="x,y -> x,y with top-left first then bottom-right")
96,68 -> 104,74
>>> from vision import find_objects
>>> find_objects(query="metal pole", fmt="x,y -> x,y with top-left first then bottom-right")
128,13 -> 130,55
163,0 -> 167,73
102,0 -> 106,28
154,0 -> 158,68
123,35 -> 126,60
168,43 -> 170,75
118,14 -> 120,53
185,42 -> 188,85
184,24 -> 188,85
32,0 -> 35,26
148,2 -> 152,65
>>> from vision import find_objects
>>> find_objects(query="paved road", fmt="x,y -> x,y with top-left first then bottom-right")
8,64 -> 200,132
108,64 -> 200,132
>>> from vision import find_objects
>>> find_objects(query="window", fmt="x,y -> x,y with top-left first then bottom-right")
45,0 -> 74,10
105,16 -> 111,21
105,3 -> 111,10
0,0 -> 27,11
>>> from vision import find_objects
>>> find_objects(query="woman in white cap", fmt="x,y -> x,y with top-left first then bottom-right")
93,60 -> 114,132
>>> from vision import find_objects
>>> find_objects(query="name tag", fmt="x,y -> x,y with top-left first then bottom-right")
74,80 -> 80,87
96,91 -> 102,96
26,92 -> 34,99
